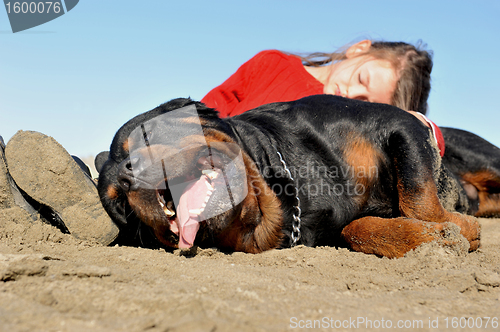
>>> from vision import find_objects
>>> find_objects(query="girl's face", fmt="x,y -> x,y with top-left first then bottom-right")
324,54 -> 398,105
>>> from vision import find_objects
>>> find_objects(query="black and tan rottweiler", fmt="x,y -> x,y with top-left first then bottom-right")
96,95 -> 500,258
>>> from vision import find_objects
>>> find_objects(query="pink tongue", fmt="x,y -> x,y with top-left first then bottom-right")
176,174 -> 212,248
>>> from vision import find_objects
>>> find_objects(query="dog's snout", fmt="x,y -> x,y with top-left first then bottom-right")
117,157 -> 140,192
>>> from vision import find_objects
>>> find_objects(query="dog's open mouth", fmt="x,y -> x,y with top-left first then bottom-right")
155,155 -> 227,248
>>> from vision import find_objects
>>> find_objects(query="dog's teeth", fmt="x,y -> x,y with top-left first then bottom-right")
158,194 -> 168,212
163,206 -> 176,217
202,169 -> 219,180
163,201 -> 175,217
205,182 -> 214,190
189,208 -> 202,215
159,194 -> 166,202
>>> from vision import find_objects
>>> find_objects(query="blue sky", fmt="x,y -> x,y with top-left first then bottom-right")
1,0 -> 499,158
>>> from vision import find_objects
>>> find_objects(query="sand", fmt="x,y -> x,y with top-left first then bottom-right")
4,131 -> 119,246
0,205 -> 499,332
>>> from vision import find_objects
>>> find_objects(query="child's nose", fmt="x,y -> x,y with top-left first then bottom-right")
347,87 -> 368,101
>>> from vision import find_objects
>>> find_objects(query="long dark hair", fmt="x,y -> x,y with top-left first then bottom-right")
297,40 -> 433,114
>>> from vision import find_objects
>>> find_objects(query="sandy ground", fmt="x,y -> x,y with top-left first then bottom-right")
0,204 -> 499,332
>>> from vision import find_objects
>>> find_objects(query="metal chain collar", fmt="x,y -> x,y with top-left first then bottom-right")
277,151 -> 302,247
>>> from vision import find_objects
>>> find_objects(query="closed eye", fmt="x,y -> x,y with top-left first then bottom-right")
359,71 -> 370,88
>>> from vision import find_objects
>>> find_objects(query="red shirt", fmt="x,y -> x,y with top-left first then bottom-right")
202,50 -> 445,156
202,50 -> 323,117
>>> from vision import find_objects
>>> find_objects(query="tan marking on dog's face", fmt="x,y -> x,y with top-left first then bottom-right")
177,131 -> 235,148
126,189 -> 180,248
180,116 -> 208,125
107,184 -> 119,200
122,140 -> 130,153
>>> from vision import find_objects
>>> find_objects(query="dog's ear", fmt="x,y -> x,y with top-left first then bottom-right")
94,151 -> 110,174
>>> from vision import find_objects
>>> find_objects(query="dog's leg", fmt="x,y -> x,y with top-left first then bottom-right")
394,175 -> 480,251
341,216 -> 471,258
345,130 -> 481,257
392,164 -> 479,253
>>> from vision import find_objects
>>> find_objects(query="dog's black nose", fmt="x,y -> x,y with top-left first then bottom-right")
117,157 -> 140,192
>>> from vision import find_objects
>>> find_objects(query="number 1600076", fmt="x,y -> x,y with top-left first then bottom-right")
5,2 -> 62,14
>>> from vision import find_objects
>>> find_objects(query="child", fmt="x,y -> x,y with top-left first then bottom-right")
202,40 -> 444,156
